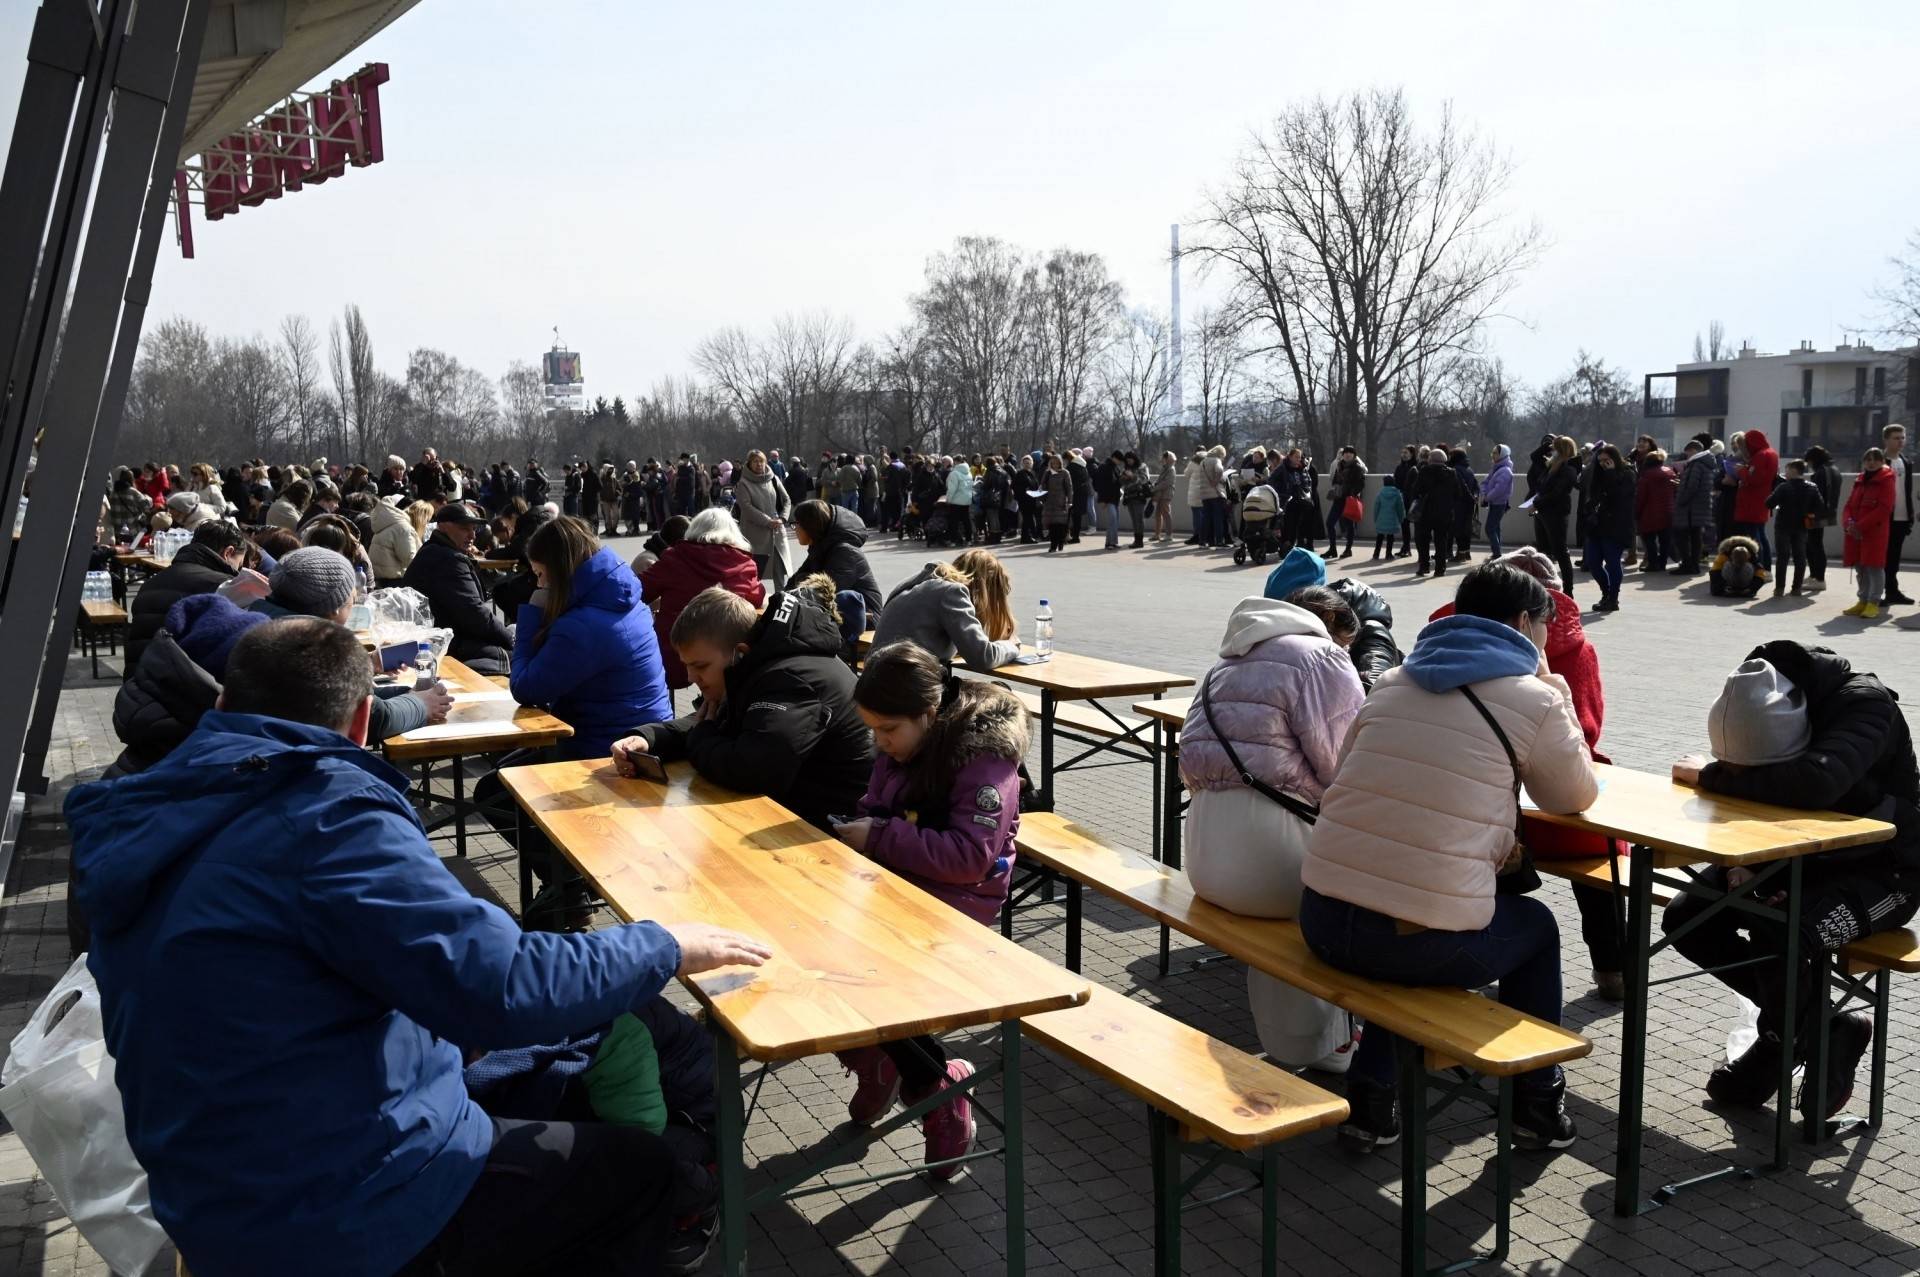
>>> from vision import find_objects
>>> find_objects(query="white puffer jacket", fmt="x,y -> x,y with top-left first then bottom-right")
368,498 -> 421,582
1302,614 -> 1598,932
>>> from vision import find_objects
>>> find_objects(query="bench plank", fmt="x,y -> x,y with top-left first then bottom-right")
1844,928 -> 1920,974
1534,855 -> 1675,906
1017,813 -> 1590,1078
1024,985 -> 1347,1150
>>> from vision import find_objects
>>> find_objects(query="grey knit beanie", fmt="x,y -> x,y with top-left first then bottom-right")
1708,658 -> 1811,766
270,546 -> 357,617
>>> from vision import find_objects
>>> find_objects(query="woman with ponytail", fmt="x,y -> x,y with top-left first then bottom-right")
829,641 -> 1029,1180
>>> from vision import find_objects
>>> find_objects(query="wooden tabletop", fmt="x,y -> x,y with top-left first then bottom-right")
80,600 -> 127,624
1521,762 -> 1895,867
113,551 -> 164,571
855,631 -> 1192,701
1133,696 -> 1193,729
499,757 -> 1089,1061
380,656 -> 573,761
473,558 -> 519,572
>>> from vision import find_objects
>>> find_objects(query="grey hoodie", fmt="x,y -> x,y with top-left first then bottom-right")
873,564 -> 1021,671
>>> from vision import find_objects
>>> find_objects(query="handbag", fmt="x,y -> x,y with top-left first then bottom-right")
1197,668 -> 1319,826
1342,495 -> 1363,523
1458,684 -> 1541,896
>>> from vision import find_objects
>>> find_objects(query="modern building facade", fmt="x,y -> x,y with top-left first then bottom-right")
1644,340 -> 1916,455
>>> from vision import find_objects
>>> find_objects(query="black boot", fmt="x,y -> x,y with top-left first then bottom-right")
1514,1076 -> 1577,1150
1798,1011 -> 1874,1125
1338,1075 -> 1400,1153
1705,1031 -> 1784,1108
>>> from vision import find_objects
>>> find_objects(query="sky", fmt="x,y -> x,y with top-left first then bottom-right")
4,0 -> 1918,406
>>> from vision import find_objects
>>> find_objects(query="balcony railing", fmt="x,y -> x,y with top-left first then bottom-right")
1781,387 -> 1889,410
1645,393 -> 1727,418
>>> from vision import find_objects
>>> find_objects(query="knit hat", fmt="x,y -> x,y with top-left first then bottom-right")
167,592 -> 267,679
269,546 -> 357,617
1262,547 -> 1327,602
1707,658 -> 1811,766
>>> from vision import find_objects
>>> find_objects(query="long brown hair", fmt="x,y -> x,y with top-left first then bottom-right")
855,641 -> 999,807
947,548 -> 1015,641
526,515 -> 601,647
1547,435 -> 1577,473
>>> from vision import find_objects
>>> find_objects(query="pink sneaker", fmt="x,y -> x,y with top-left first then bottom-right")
911,1059 -> 976,1182
835,1047 -> 899,1126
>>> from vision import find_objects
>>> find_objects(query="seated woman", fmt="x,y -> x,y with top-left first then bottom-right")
1180,576 -> 1366,1072
873,548 -> 1019,670
786,499 -> 882,641
640,509 -> 764,692
1300,562 -> 1599,1153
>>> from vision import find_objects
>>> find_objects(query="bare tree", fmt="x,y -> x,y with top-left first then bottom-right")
1525,350 -> 1638,442
1691,319 -> 1730,362
1188,88 -> 1542,462
404,348 -> 462,452
498,361 -> 547,460
1024,248 -> 1123,448
327,304 -> 387,464
278,315 -> 321,459
1102,310 -> 1174,454
915,236 -> 1029,451
1189,307 -> 1247,452
209,336 -> 290,458
693,313 -> 859,458
1876,229 -> 1920,346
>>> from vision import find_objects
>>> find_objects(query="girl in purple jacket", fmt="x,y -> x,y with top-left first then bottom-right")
830,641 -> 1028,1180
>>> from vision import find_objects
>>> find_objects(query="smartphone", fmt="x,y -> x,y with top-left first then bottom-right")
827,813 -> 856,828
618,746 -> 668,784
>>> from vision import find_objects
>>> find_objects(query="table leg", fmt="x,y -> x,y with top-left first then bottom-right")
1038,690 -> 1056,812
1775,856 -> 1803,1165
515,802 -> 532,918
1002,1020 -> 1026,1277
1149,695 -> 1163,863
1162,741 -> 1183,872
712,1018 -> 748,1277
1613,842 -> 1654,1216
452,757 -> 467,858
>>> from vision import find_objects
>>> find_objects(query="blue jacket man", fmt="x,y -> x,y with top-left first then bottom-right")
66,617 -> 767,1276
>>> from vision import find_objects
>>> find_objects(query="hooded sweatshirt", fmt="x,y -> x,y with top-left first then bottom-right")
785,504 -> 882,616
874,564 -> 1021,670
65,712 -> 682,1277
512,545 -> 671,758
1303,615 -> 1598,930
1180,597 -> 1365,803
1734,428 -> 1779,525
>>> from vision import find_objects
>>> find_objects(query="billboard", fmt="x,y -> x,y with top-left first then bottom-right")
544,350 -> 583,386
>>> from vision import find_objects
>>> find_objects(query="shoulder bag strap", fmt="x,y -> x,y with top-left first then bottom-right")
1458,684 -> 1523,842
1197,668 -> 1319,826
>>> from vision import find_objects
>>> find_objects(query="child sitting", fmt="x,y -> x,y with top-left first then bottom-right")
829,641 -> 1029,1179
1370,481 -> 1405,560
1765,458 -> 1827,597
1708,534 -> 1768,598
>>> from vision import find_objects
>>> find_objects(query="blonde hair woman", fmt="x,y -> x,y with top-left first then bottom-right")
406,499 -> 434,543
872,547 -> 1021,670
188,463 -> 232,519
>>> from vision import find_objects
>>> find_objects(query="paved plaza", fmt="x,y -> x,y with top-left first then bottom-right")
3,529 -> 1918,1276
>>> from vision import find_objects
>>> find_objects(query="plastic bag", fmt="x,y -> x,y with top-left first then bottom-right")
0,956 -> 165,1274
1724,992 -> 1760,1063
367,586 -> 435,643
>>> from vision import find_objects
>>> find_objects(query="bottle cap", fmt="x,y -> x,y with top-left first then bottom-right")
1039,599 -> 1049,606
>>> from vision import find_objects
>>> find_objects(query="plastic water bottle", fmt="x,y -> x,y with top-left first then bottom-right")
1034,599 -> 1054,661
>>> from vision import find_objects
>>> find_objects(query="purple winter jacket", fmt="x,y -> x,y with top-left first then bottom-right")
1180,597 -> 1365,803
855,683 -> 1029,926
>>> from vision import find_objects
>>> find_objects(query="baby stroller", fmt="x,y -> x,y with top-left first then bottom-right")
1232,483 -> 1283,565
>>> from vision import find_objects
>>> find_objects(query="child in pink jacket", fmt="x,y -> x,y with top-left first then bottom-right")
829,641 -> 1028,1180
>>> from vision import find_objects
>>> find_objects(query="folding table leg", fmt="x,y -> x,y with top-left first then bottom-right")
515,803 -> 533,918
711,1019 -> 748,1277
1260,1143 -> 1278,1277
1870,968 -> 1891,1128
1613,843 -> 1654,1216
451,756 -> 467,858
1149,1109 -> 1180,1277
1396,1037 -> 1428,1276
1003,1021 -> 1026,1277
1064,880 -> 1082,973
1806,948 -> 1834,1144
1776,857 -> 1803,1165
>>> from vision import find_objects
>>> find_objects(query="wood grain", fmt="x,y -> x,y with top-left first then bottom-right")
1522,763 -> 1894,867
1132,696 -> 1192,729
1016,813 -> 1590,1077
499,758 -> 1089,1061
1023,985 -> 1347,1149
81,601 -> 127,625
380,656 -> 573,761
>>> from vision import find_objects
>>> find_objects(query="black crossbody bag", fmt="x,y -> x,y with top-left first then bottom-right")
1459,683 -> 1541,896
1197,668 -> 1319,826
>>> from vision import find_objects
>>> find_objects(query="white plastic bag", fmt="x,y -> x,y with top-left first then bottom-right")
1724,992 -> 1760,1063
0,956 -> 165,1275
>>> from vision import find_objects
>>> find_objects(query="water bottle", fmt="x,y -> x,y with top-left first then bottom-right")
414,646 -> 438,690
1034,599 -> 1054,661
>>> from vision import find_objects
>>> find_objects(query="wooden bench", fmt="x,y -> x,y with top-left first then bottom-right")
1024,984 -> 1347,1276
78,600 -> 128,679
1014,811 -> 1591,1276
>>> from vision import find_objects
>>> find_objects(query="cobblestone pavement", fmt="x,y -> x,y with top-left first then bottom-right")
3,527 -> 1918,1275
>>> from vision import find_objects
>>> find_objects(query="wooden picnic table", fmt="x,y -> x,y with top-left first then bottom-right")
380,656 -> 571,857
499,756 -> 1089,1277
1527,762 -> 1895,1216
1134,696 -> 1193,869
78,599 -> 128,678
472,557 -> 519,572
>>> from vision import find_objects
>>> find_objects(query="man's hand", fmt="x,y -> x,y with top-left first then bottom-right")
611,736 -> 649,776
1671,753 -> 1708,786
664,923 -> 773,977
418,681 -> 453,725
834,817 -> 873,853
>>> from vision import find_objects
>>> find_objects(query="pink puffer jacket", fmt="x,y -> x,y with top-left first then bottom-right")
1180,598 -> 1364,803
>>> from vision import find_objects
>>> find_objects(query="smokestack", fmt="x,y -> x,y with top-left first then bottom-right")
1169,224 -> 1183,420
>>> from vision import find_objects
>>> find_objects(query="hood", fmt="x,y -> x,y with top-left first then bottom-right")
1401,614 -> 1540,693
737,589 -> 843,677
822,504 -> 868,550
370,499 -> 409,531
886,563 -> 943,606
1328,577 -> 1392,628
66,712 -> 408,936
952,682 -> 1032,766
1716,534 -> 1761,558
568,545 -> 642,614
1743,429 -> 1772,456
168,593 -> 267,679
1219,596 -> 1330,658
1494,445 -> 1512,463
1262,547 -> 1327,601
1746,640 -> 1857,706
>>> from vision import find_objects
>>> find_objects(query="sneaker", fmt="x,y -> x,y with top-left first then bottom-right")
1803,577 -> 1826,592
1338,1075 -> 1400,1153
1843,601 -> 1869,617
1705,1033 -> 1784,1108
1592,970 -> 1625,1002
836,1047 -> 899,1126
1797,1011 -> 1874,1124
664,1210 -> 718,1275
912,1060 -> 976,1182
1861,603 -> 1882,619
1307,1022 -> 1363,1075
1514,1080 -> 1577,1151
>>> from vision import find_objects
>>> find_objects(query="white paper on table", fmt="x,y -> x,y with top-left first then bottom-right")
449,688 -> 517,704
400,720 -> 521,742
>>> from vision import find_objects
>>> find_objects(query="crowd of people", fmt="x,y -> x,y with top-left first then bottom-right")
52,418 -> 1918,1274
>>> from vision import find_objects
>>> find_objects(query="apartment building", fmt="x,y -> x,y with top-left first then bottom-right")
1643,339 -> 1915,455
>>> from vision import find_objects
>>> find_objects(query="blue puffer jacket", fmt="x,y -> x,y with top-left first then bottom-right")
65,712 -> 683,1277
512,546 -> 672,759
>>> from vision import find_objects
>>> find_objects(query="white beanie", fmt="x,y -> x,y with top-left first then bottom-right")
1708,658 -> 1811,766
